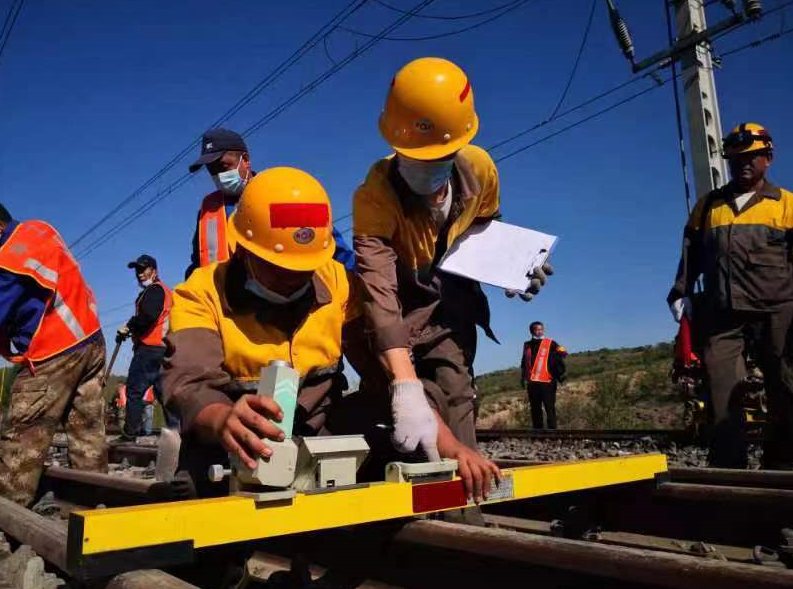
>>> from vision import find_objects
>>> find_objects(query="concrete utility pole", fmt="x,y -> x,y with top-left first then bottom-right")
608,0 -> 764,200
673,0 -> 729,199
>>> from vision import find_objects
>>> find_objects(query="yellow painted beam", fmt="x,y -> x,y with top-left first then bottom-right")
67,454 -> 667,576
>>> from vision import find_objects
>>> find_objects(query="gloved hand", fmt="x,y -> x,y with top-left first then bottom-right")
505,263 -> 554,302
115,325 -> 130,344
669,297 -> 692,323
390,380 -> 440,462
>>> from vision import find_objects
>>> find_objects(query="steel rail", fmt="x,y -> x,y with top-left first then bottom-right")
0,496 -> 197,588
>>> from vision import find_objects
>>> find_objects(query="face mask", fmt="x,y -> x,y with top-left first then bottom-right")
532,334 -> 543,340
212,156 -> 249,195
397,155 -> 454,196
245,278 -> 311,304
139,279 -> 154,288
243,257 -> 311,304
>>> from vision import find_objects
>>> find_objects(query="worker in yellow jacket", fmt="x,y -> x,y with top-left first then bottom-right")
346,57 -> 552,504
163,167 -> 350,497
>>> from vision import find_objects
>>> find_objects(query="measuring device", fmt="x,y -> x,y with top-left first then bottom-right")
66,362 -> 669,579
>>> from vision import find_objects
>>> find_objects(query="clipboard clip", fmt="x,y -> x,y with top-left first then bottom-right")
525,248 -> 549,279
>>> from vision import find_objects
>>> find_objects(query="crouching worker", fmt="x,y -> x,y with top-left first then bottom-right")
163,167 -> 350,497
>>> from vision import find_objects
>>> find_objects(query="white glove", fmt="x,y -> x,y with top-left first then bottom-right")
390,380 -> 440,461
669,297 -> 693,323
505,263 -> 554,302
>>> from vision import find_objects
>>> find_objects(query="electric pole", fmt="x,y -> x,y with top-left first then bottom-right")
673,1 -> 729,198
607,0 -> 765,200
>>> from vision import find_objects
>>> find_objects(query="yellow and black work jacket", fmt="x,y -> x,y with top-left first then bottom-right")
352,144 -> 500,352
163,255 -> 350,433
668,180 -> 793,311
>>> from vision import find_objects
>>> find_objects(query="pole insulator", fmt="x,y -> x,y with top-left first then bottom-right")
743,0 -> 763,19
605,0 -> 635,63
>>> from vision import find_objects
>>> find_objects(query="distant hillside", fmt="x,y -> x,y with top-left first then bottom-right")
476,342 -> 682,429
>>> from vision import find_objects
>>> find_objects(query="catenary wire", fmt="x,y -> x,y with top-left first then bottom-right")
68,0 -> 371,250
0,0 -> 25,68
338,0 -> 532,41
548,0 -> 597,120
74,0 -> 439,260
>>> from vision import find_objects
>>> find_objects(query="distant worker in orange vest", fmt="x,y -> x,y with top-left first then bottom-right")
0,203 -> 108,506
184,128 -> 356,280
520,321 -> 567,429
116,254 -> 179,441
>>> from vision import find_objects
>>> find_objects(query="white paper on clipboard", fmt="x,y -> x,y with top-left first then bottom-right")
437,220 -> 557,291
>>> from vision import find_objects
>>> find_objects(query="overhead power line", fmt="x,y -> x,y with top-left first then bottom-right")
548,0 -> 597,120
373,0 -> 527,20
338,0 -> 532,41
68,0 -> 371,251
74,0 -> 439,260
0,0 -> 25,68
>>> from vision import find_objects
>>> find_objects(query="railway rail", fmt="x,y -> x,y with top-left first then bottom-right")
8,446 -> 793,588
475,427 -> 697,442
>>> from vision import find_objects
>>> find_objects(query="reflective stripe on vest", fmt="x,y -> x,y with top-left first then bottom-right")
0,221 -> 100,363
198,192 -> 230,267
137,281 -> 172,347
529,338 -> 553,383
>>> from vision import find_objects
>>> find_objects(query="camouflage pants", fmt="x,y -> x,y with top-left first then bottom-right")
0,335 -> 108,506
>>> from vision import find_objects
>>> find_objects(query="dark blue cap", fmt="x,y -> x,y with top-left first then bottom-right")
189,128 -> 249,173
127,254 -> 157,270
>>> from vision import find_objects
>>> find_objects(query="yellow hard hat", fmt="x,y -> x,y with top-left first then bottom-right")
379,57 -> 479,160
227,167 -> 336,272
723,122 -> 773,158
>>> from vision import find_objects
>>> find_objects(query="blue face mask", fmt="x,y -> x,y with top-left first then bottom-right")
212,156 -> 249,195
397,155 -> 454,196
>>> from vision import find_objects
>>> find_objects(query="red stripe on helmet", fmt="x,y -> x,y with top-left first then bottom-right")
269,203 -> 329,228
459,80 -> 471,102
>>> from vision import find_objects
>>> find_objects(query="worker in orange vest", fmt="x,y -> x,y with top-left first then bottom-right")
184,128 -> 356,279
0,203 -> 108,506
116,254 -> 179,441
520,321 -> 567,429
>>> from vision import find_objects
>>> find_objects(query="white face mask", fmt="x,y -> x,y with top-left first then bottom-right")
212,156 -> 249,195
397,154 -> 454,196
243,258 -> 311,305
139,278 -> 154,289
531,333 -> 544,340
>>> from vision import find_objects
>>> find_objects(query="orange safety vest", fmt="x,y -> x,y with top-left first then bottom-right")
135,281 -> 172,347
528,338 -> 554,384
0,220 -> 100,363
143,386 -> 155,403
198,191 -> 231,267
116,385 -> 127,408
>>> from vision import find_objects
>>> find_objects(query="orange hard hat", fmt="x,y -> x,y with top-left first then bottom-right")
379,57 -> 479,160
227,167 -> 335,272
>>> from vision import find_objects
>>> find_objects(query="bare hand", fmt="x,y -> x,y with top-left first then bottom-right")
446,442 -> 502,503
207,395 -> 285,470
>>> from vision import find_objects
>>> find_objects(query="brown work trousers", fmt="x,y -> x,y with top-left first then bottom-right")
0,336 -> 108,506
343,316 -> 478,452
703,304 -> 793,468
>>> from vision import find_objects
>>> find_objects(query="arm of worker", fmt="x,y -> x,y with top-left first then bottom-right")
354,184 -> 500,491
519,343 -> 528,388
126,284 -> 165,339
163,282 -> 285,470
436,413 -> 501,503
667,199 -> 707,319
0,270 -> 48,332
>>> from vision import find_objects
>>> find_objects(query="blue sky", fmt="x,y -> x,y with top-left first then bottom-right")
1,0 -> 791,376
